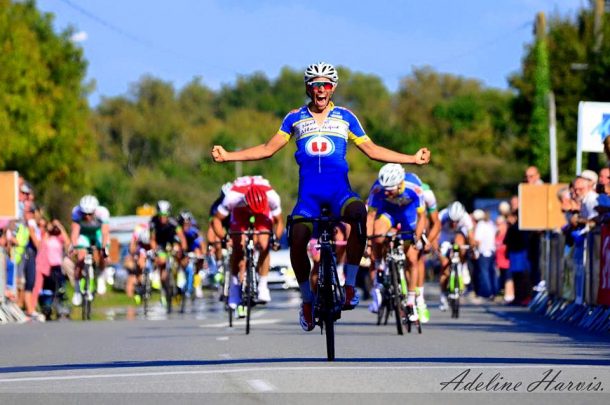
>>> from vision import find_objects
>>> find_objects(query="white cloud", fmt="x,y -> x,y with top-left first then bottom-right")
70,31 -> 88,43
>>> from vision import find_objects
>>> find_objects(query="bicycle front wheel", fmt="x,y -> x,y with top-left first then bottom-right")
324,310 -> 335,361
389,262 -> 403,335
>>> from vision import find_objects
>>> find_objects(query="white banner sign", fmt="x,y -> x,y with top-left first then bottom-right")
578,101 -> 610,153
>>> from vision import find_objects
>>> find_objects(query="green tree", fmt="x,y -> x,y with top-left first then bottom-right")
0,0 -> 94,218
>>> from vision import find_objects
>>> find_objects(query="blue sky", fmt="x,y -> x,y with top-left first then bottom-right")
37,0 -> 586,106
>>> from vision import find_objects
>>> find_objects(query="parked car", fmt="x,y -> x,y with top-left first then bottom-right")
268,248 -> 298,290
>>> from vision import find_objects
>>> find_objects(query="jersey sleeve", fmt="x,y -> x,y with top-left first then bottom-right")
267,189 -> 282,217
367,183 -> 384,210
96,206 -> 110,223
71,206 -> 81,222
217,191 -> 241,217
342,108 -> 370,145
277,109 -> 300,141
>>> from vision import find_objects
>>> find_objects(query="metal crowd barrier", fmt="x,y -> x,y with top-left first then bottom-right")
530,225 -> 610,333
0,247 -> 27,324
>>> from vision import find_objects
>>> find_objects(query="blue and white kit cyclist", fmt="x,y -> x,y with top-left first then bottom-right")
437,201 -> 475,311
70,195 -> 110,306
178,210 -> 204,298
366,163 -> 426,321
211,62 -> 431,332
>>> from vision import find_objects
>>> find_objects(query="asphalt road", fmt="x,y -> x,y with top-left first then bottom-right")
1,286 -> 609,403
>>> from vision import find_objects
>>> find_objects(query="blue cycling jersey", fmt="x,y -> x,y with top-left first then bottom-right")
367,173 -> 425,232
183,226 -> 203,253
278,102 -> 370,217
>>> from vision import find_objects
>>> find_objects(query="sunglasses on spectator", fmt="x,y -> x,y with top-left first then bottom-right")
307,81 -> 334,91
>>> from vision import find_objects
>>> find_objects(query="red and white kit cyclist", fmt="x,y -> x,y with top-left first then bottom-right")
212,175 -> 284,307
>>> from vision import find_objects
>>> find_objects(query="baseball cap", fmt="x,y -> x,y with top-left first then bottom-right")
579,169 -> 598,184
472,209 -> 485,221
20,183 -> 31,194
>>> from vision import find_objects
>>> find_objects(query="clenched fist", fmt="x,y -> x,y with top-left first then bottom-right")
211,145 -> 228,162
415,148 -> 431,165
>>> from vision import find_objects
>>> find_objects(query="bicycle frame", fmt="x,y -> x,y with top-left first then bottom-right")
447,244 -> 469,319
229,217 -> 271,334
81,246 -> 96,321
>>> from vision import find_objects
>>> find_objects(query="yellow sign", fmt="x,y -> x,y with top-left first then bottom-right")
136,204 -> 156,216
0,171 -> 19,219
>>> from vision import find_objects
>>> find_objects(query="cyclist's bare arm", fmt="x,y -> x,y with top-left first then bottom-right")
366,207 -> 377,238
211,133 -> 288,162
176,228 -> 188,251
356,140 -> 430,165
272,214 -> 284,241
211,212 -> 229,240
101,223 -> 110,248
415,210 -> 426,243
427,210 -> 441,248
70,222 -> 81,247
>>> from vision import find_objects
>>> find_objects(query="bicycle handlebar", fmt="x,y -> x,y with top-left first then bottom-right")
367,231 -> 415,240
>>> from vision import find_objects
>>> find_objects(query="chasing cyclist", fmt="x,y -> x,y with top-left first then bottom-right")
211,175 -> 284,310
70,195 -> 110,307
211,62 -> 430,331
437,201 -> 475,311
127,221 -> 152,303
415,181 -> 441,323
177,210 -> 204,299
366,164 -> 426,322
149,200 -> 188,312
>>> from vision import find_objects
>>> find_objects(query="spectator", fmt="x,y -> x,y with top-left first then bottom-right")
472,209 -> 497,300
523,166 -> 543,287
573,174 -> 599,226
36,219 -> 69,320
525,166 -> 544,185
495,215 -> 514,303
503,210 -> 531,305
498,201 -> 511,218
598,167 -> 610,187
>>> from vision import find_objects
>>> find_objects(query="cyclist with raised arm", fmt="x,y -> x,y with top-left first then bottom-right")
70,195 -> 110,307
211,62 -> 430,331
366,164 -> 426,321
211,176 -> 283,310
149,200 -> 188,310
415,181 -> 441,323
437,201 -> 475,311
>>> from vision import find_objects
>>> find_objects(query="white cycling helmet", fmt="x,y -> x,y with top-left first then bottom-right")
156,200 -> 171,215
447,201 -> 466,222
304,62 -> 338,84
378,163 -> 405,189
79,195 -> 99,214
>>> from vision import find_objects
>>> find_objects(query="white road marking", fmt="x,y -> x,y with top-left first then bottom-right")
247,379 -> 276,392
199,319 -> 281,328
216,336 -> 230,341
0,365 -> 606,384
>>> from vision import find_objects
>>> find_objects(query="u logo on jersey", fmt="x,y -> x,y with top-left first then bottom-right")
305,136 -> 335,157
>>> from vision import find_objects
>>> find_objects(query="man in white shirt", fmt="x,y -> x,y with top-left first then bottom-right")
473,209 -> 497,300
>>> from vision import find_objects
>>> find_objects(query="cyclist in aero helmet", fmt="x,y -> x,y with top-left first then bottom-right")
211,176 -> 284,309
211,62 -> 430,332
437,201 -> 475,311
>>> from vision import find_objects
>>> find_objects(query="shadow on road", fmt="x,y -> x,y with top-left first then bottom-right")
2,355 -> 610,375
